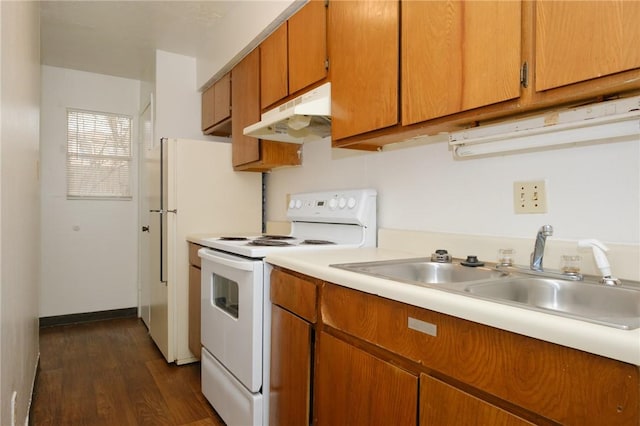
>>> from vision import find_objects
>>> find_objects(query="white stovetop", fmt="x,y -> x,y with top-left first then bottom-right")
264,247 -> 640,366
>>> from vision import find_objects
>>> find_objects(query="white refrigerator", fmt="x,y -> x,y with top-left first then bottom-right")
141,137 -> 262,364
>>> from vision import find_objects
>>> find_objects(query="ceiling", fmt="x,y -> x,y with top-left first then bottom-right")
40,1 -> 239,82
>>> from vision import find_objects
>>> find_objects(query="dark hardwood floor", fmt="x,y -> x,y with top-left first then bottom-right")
31,317 -> 225,426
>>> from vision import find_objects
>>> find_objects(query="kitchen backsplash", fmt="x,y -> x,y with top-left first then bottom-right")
266,134 -> 639,246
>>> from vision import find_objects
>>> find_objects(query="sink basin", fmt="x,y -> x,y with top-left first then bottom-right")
331,257 -> 507,287
465,278 -> 640,329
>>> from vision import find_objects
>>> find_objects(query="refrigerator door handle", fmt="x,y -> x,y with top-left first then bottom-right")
160,137 -> 167,285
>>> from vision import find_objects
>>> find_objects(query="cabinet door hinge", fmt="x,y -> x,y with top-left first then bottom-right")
520,62 -> 529,88
325,58 -> 330,71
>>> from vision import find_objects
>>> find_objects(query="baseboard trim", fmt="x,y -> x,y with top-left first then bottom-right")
39,307 -> 138,328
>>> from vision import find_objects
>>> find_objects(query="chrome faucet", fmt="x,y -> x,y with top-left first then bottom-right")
530,225 -> 553,271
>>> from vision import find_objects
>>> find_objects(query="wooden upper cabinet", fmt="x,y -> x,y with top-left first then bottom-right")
232,50 -> 261,167
328,0 -> 399,141
232,49 -> 301,171
212,73 -> 231,126
202,72 -> 232,136
201,85 -> 216,131
535,1 -> 640,92
402,1 -> 522,125
260,23 -> 289,110
288,0 -> 327,94
260,1 -> 327,110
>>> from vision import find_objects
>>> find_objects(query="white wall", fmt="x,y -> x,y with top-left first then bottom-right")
196,0 -> 299,88
266,133 -> 640,244
40,65 -> 140,317
156,50 -> 214,141
0,1 -> 41,424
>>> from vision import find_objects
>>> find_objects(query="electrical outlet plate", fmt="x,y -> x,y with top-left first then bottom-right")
514,180 -> 547,214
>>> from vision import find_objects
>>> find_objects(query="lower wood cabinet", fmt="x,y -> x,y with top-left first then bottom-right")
420,374 -> 533,426
320,282 -> 639,425
269,267 -> 640,425
187,243 -> 202,359
315,331 -> 418,426
269,268 -> 318,425
269,305 -> 313,426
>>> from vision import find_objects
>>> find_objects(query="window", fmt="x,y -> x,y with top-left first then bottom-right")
67,109 -> 132,200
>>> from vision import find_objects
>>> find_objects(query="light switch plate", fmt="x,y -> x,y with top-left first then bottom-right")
514,180 -> 547,214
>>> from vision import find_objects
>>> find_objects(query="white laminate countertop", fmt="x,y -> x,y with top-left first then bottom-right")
265,247 -> 640,366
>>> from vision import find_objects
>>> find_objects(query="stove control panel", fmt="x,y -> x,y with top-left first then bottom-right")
287,189 -> 377,225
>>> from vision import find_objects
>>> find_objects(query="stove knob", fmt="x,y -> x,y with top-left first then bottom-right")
347,197 -> 357,209
338,197 -> 347,209
294,199 -> 302,209
328,198 -> 338,210
288,199 -> 295,209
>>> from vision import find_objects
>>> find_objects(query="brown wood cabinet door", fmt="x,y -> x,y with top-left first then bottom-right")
289,0 -> 327,95
203,73 -> 232,134
535,1 -> 640,92
269,305 -> 312,426
260,23 -> 289,110
315,332 -> 417,426
232,49 -> 261,167
420,374 -> 534,426
212,73 -> 231,125
188,264 -> 201,359
328,0 -> 399,141
201,85 -> 216,131
402,0 -> 521,125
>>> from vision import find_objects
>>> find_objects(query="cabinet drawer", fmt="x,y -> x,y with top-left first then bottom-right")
188,243 -> 202,268
321,282 -> 639,425
271,268 -> 317,323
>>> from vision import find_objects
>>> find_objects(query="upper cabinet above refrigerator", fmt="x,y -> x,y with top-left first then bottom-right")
201,73 -> 232,137
260,0 -> 328,111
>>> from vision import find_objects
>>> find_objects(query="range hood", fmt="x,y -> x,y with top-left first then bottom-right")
243,82 -> 331,144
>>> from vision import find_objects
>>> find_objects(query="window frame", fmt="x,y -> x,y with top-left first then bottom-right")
66,108 -> 133,201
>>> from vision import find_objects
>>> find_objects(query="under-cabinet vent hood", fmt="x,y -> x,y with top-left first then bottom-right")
243,82 -> 331,144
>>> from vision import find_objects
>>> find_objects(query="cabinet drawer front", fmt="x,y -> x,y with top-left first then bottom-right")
188,243 -> 202,268
321,282 -> 446,365
321,282 -> 639,425
271,268 -> 317,323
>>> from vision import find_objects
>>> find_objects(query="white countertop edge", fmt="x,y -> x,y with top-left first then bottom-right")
265,248 -> 640,366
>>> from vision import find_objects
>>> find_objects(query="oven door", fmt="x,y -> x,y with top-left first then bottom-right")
199,248 -> 264,392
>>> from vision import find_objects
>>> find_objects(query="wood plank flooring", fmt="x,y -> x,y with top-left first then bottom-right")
31,317 -> 225,426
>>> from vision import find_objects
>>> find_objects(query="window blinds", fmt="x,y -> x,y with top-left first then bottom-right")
67,109 -> 132,199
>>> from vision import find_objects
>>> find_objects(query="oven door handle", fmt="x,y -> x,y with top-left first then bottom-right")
199,249 -> 257,272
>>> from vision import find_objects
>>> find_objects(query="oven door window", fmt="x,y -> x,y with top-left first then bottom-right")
212,273 -> 239,318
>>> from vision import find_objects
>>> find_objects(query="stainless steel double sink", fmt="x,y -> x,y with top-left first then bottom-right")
331,257 -> 640,330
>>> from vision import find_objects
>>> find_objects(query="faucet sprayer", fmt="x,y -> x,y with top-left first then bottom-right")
577,239 -> 621,286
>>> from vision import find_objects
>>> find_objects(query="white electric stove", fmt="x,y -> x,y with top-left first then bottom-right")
202,188 -> 377,258
198,188 -> 377,426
